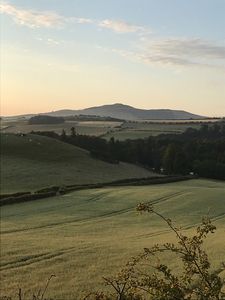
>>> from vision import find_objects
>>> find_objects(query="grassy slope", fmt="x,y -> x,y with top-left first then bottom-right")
0,179 -> 224,298
0,133 -> 154,193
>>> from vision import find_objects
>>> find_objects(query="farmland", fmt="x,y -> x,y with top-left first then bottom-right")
0,133 -> 153,193
0,179 -> 225,299
0,119 -> 122,137
1,118 -> 219,141
0,120 -> 224,299
102,121 -> 202,140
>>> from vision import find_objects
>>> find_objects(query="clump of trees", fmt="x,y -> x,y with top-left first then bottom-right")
86,205 -> 225,300
28,115 -> 65,125
65,115 -> 124,122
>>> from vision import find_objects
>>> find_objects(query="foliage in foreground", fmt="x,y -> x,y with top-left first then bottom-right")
86,205 -> 225,300
0,275 -> 56,300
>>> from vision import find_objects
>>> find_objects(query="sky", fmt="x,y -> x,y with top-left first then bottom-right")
1,0 -> 225,117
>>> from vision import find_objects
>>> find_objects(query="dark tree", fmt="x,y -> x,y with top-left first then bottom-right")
61,129 -> 67,141
70,127 -> 76,137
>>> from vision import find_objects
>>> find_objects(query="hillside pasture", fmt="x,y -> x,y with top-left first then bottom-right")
0,133 -> 153,193
0,179 -> 224,299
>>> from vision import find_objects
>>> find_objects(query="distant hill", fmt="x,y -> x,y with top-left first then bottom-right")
2,103 -> 206,121
0,133 -> 153,193
45,103 -> 205,120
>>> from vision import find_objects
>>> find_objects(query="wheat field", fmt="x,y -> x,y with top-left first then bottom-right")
1,179 -> 225,299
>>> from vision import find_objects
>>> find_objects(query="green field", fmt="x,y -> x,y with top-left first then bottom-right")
0,133 -> 154,193
0,179 -> 225,299
103,122 -> 202,141
103,129 -> 168,140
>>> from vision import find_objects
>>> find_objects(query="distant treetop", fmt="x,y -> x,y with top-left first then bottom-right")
28,115 -> 65,125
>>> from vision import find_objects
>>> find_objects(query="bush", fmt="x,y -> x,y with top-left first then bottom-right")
0,192 -> 31,200
0,191 -> 56,206
86,205 -> 225,299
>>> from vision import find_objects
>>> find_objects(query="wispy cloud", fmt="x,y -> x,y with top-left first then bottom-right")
0,1 -> 149,35
68,17 -> 93,25
0,1 -> 64,28
143,38 -> 225,60
2,1 -> 223,71
36,37 -> 61,46
140,38 -> 225,68
98,19 -> 146,34
106,38 -> 225,70
0,1 -> 94,28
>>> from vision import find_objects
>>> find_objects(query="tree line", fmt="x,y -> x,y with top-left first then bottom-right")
31,122 -> 225,180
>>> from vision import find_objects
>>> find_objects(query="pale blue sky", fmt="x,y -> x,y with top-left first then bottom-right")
1,0 -> 225,116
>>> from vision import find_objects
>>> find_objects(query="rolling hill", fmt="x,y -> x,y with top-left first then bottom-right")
46,103 -> 205,120
0,133 -> 154,193
3,103 -> 205,120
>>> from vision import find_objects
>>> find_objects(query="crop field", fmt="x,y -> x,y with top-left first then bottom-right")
0,120 -> 122,136
0,133 -> 153,193
103,121 -> 202,141
1,179 -> 225,299
141,119 -> 221,123
103,129 -> 170,140
1,119 -> 217,141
